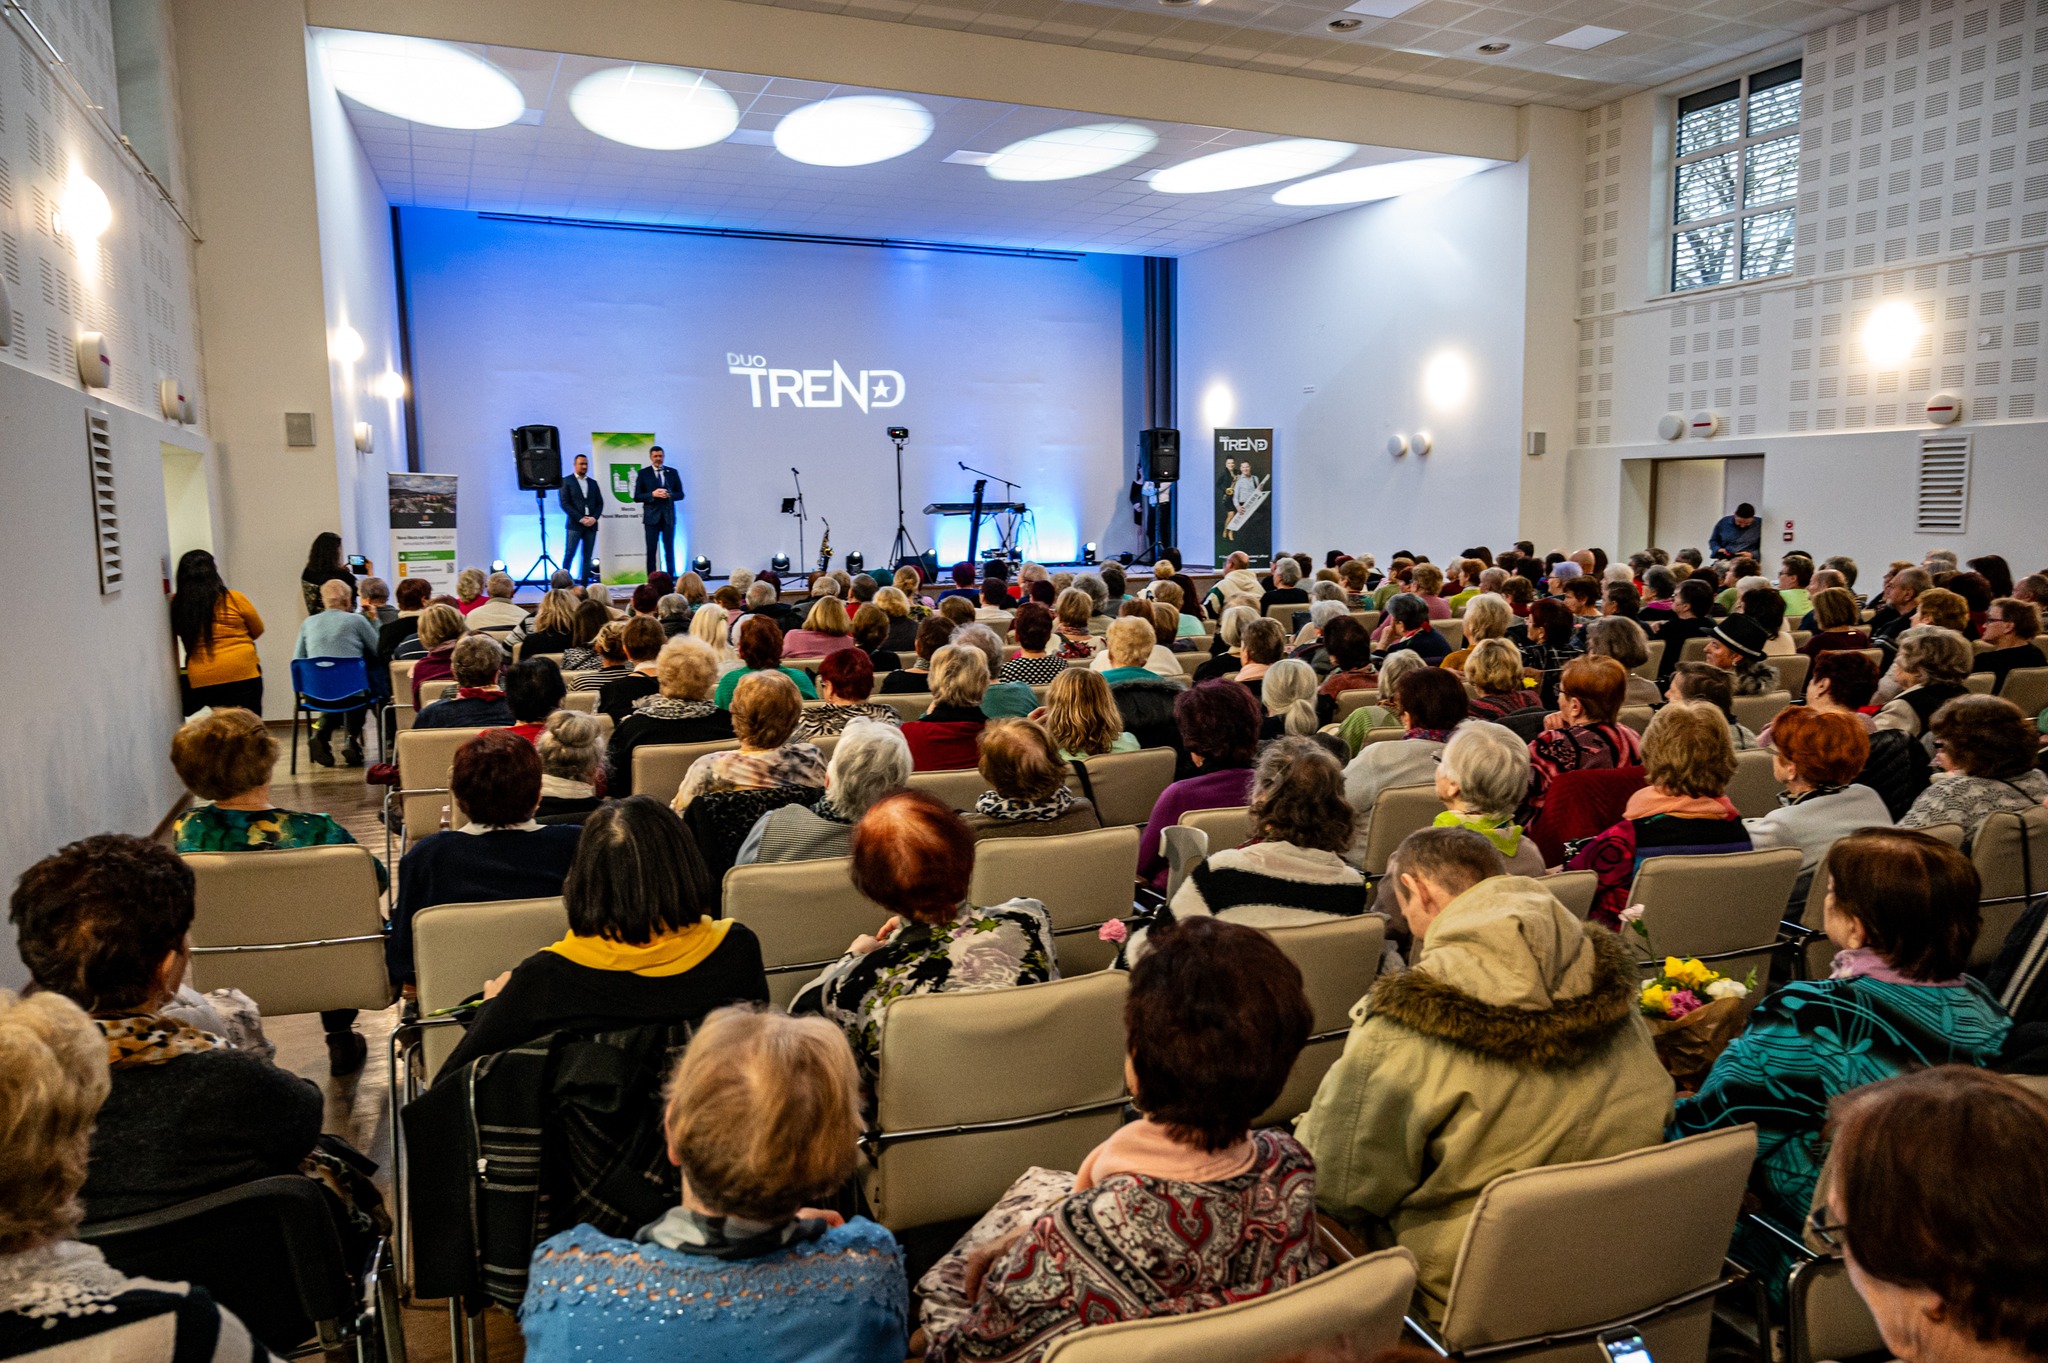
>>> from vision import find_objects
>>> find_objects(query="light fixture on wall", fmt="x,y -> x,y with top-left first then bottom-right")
75,332 -> 111,388
58,166 -> 112,242
1150,139 -> 1355,194
1387,434 -> 1410,457
775,95 -> 934,167
1656,413 -> 1685,441
1421,350 -> 1471,408
569,65 -> 739,150
319,32 -> 524,130
1201,381 -> 1236,430
329,325 -> 366,365
371,370 -> 408,401
353,421 -> 374,453
1411,431 -> 1433,455
1861,300 -> 1924,366
983,123 -> 1158,181
1273,155 -> 1498,206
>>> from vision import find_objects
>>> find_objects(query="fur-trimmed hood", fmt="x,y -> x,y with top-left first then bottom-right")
1369,876 -> 1639,1070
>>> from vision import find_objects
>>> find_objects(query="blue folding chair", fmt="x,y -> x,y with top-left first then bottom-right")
290,657 -> 376,772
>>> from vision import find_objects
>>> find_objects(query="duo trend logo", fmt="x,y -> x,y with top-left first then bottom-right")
727,354 -> 906,411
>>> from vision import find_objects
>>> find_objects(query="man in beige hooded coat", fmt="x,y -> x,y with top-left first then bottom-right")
1296,826 -> 1674,1317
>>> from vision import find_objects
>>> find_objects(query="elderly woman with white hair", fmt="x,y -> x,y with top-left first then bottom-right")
1337,647 -> 1427,755
1441,592 -> 1512,671
607,638 -> 737,793
1583,615 -> 1661,706
1431,721 -> 1546,875
1195,603 -> 1260,682
737,719 -> 913,865
1258,658 -> 1322,740
953,621 -> 1038,718
656,592 -> 692,638
1290,599 -> 1352,670
535,710 -> 606,825
1874,626 -> 1975,742
1260,556 -> 1310,615
416,633 -> 514,729
466,571 -> 527,631
901,644 -> 991,771
1088,614 -> 1181,679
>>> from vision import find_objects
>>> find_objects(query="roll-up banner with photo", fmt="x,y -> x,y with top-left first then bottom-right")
1214,429 -> 1273,568
593,431 -> 658,584
388,473 -> 458,594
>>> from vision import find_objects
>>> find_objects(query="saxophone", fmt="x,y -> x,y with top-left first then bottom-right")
816,520 -> 832,574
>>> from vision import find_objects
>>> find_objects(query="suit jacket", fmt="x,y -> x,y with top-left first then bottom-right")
633,465 -> 683,525
559,473 -> 605,521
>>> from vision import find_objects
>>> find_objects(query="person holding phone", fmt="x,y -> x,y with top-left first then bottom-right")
299,531 -> 360,615
633,445 -> 683,577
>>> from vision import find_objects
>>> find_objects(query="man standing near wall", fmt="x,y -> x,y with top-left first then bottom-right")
634,445 -> 683,577
559,453 -> 604,583
1709,503 -> 1761,560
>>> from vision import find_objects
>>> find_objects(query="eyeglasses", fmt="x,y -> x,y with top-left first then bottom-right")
1805,1205 -> 1848,1250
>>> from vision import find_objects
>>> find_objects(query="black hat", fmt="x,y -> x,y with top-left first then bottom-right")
1710,615 -> 1770,660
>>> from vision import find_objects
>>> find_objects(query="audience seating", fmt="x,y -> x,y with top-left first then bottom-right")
1527,767 -> 1647,865
1177,651 -> 1209,679
1963,672 -> 1997,695
1724,746 -> 1784,818
1067,746 -> 1176,826
1431,619 -> 1465,650
288,657 -> 378,772
875,692 -> 933,723
1179,805 -> 1253,850
1041,1246 -> 1417,1363
1743,1150 -> 1884,1363
386,727 -> 488,862
1730,691 -> 1792,734
1265,603 -> 1308,627
1850,647 -> 1884,672
862,971 -> 1128,1231
1360,784 -> 1449,878
721,856 -> 886,1009
182,846 -> 394,1020
1350,609 -> 1380,637
1968,806 -> 2048,968
1334,688 -> 1379,722
1679,637 -> 1710,665
1545,869 -> 1599,918
560,689 -> 599,713
970,826 -> 1141,975
631,738 -> 741,805
1631,640 -> 1665,681
411,897 -> 570,1077
1771,652 -> 1812,699
909,768 -> 995,808
1786,823 -> 1964,978
387,660 -> 416,733
1409,1125 -> 1758,1363
1628,848 -> 1803,984
2000,666 -> 2048,714
1259,916 -> 1384,1125
1616,705 -> 1655,735
1358,727 -> 1410,748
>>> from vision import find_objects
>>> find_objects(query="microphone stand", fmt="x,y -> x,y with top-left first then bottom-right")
789,468 -> 808,571
958,462 -> 1022,560
889,434 -> 921,568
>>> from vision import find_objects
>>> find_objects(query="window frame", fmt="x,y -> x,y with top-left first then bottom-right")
1669,58 -> 1803,294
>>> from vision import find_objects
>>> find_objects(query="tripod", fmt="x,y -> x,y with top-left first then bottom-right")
787,469 -> 808,570
887,433 -> 922,568
518,488 -> 564,587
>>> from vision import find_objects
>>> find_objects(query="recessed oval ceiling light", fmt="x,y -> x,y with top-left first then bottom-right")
774,94 -> 934,167
1477,40 -> 1510,53
1150,138 -> 1355,194
1329,17 -> 1364,30
1273,154 -> 1498,205
318,31 -> 523,130
984,122 -> 1159,182
569,64 -> 739,150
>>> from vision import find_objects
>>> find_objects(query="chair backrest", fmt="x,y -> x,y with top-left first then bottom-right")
866,971 -> 1128,1230
1258,915 -> 1385,1125
291,655 -> 371,706
1629,848 -> 1804,983
909,767 -> 994,809
1265,603 -> 1305,626
971,825 -> 1140,975
396,725 -> 488,832
1160,825 -> 1208,901
1632,639 -> 1665,680
1679,636 -> 1710,664
388,659 -> 417,731
1069,746 -> 1177,827
1773,652 -> 1813,699
1785,1146 -> 1885,1363
722,856 -> 887,1009
1616,704 -> 1655,735
1963,672 -> 1996,695
1350,610 -> 1380,636
559,690 -> 599,713
1358,726 -> 1408,747
1437,1126 -> 1757,1363
631,738 -> 741,804
1432,618 -> 1465,649
1725,745 -> 1784,818
876,691 -> 933,723
1999,666 -> 2048,717
1179,805 -> 1252,850
1546,869 -> 1599,919
183,846 -> 392,1017
1969,806 -> 2048,967
1527,766 -> 1647,866
1041,1247 -> 1417,1363
1177,650 -> 1208,678
1360,783 -> 1447,876
421,678 -> 459,705
1731,690 -> 1792,733
413,897 -> 569,1076
1334,688 -> 1379,722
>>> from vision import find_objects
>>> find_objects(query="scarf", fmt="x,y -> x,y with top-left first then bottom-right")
633,695 -> 719,720
1621,788 -> 1738,820
544,919 -> 735,976
456,686 -> 505,700
1432,809 -> 1525,857
1830,946 -> 1967,989
0,1242 -> 134,1323
637,1205 -> 830,1261
1405,727 -> 1455,743
975,787 -> 1076,822
98,1011 -> 221,1068
1777,783 -> 1845,808
813,796 -> 854,825
539,774 -> 594,801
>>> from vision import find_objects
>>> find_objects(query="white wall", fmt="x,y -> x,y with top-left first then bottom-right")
1177,162 -> 1534,560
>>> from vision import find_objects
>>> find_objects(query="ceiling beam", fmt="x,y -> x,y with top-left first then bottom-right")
302,0 -> 1523,161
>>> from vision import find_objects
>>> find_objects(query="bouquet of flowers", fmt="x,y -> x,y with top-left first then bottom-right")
1638,954 -> 1755,1092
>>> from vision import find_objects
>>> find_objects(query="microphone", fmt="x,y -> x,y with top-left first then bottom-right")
791,467 -> 799,475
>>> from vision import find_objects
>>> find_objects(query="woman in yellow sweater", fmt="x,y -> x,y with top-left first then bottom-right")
171,550 -> 265,713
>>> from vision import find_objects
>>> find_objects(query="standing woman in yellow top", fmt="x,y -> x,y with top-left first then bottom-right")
171,550 -> 266,714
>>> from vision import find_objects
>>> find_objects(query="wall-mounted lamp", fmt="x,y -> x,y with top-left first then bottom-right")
75,332 -> 111,388
353,421 -> 374,453
1387,434 -> 1409,457
58,167 -> 112,242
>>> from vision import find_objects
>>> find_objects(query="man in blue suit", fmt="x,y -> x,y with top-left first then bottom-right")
558,452 -> 604,583
633,445 -> 683,576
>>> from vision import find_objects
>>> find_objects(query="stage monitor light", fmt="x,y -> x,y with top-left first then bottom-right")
887,426 -> 910,439
1149,138 -> 1354,195
1861,300 -> 1923,367
1272,155 -> 1497,206
845,551 -> 864,571
1083,543 -> 1098,565
692,555 -> 713,574
775,95 -> 932,167
570,65 -> 738,150
984,122 -> 1158,182
318,32 -> 524,130
59,166 -> 112,241
491,559 -> 508,573
771,553 -> 791,573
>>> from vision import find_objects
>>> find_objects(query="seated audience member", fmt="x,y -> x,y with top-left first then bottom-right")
416,634 -> 513,729
952,623 -> 1038,719
503,657 -> 568,742
1050,588 -> 1101,661
8,836 -> 348,1219
796,648 -> 900,741
0,991 -> 273,1360
294,578 -> 380,764
1203,554 -> 1261,618
1258,658 -> 1322,740
875,585 -> 924,655
1562,702 -> 1750,926
1314,616 -> 1377,724
1822,1069 -> 2048,1363
1465,639 -> 1540,724
1671,831 -> 2009,1275
388,730 -> 582,984
1343,668 -> 1470,862
520,1007 -> 905,1363
1651,578 -> 1718,681
850,603 -> 901,672
962,720 -> 1101,839
1409,563 -> 1451,619
1743,705 -> 1889,903
605,639 -> 736,793
1151,580 -> 1205,639
686,602 -> 739,677
655,593 -> 692,639
1973,597 -> 2044,691
1432,721 -> 1545,876
881,616 -> 955,693
1740,583 -> 1796,656
170,708 -> 385,1074
1259,557 -> 1310,614
1705,615 -> 1782,695
1298,827 -> 1672,1314
1521,656 -> 1643,824
535,712 -> 605,825
973,578 -> 1016,625
1440,592 -> 1511,672
440,797 -> 768,1076
1137,682 -> 1264,888
1516,597 -> 1581,680
514,589 -> 580,659
920,918 -> 1317,1362
1149,600 -> 1191,658
794,791 -> 1055,1084
560,598 -> 613,671
465,572 -> 527,631
1776,555 -> 1814,620
1800,586 -> 1872,656
597,617 -> 667,720
1900,696 -> 2048,844
713,617 -> 818,709
1583,615 -> 1660,706
1639,565 -> 1677,621
1875,626 -> 1973,740
1092,607 -> 1181,680
1790,648 -> 1881,735
1196,604 -> 1257,682
784,596 -> 859,658
901,644 -> 991,771
1373,594 -> 1451,666
938,595 -> 977,630
1910,585 -> 1973,640
1337,649 -> 1426,755
1034,667 -> 1140,761
378,575 -> 433,664
1667,661 -> 1760,749
737,720 -> 911,866
568,622 -> 635,694
998,602 -> 1066,685
1232,616 -> 1288,694
890,567 -> 934,612
674,671 -> 825,811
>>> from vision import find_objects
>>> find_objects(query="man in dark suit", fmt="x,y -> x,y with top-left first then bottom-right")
633,445 -> 683,577
558,452 -> 604,583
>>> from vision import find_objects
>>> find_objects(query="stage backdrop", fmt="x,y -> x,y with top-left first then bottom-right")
398,208 -> 1143,576
1214,429 -> 1273,567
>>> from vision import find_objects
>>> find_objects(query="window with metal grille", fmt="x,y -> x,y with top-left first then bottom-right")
1915,434 -> 1971,534
86,411 -> 122,593
1672,59 -> 1802,293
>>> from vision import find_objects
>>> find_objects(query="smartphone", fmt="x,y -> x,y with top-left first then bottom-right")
346,554 -> 368,571
1599,1331 -> 1654,1363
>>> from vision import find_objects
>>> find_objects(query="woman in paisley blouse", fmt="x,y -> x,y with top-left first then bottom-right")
672,670 -> 826,813
792,789 -> 1055,1087
920,916 -> 1319,1363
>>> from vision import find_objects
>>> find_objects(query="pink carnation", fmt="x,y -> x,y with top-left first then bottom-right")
1665,989 -> 1704,1019
1097,919 -> 1129,944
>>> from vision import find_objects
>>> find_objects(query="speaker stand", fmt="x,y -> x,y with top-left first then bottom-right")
518,488 -> 564,588
886,434 -> 922,569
